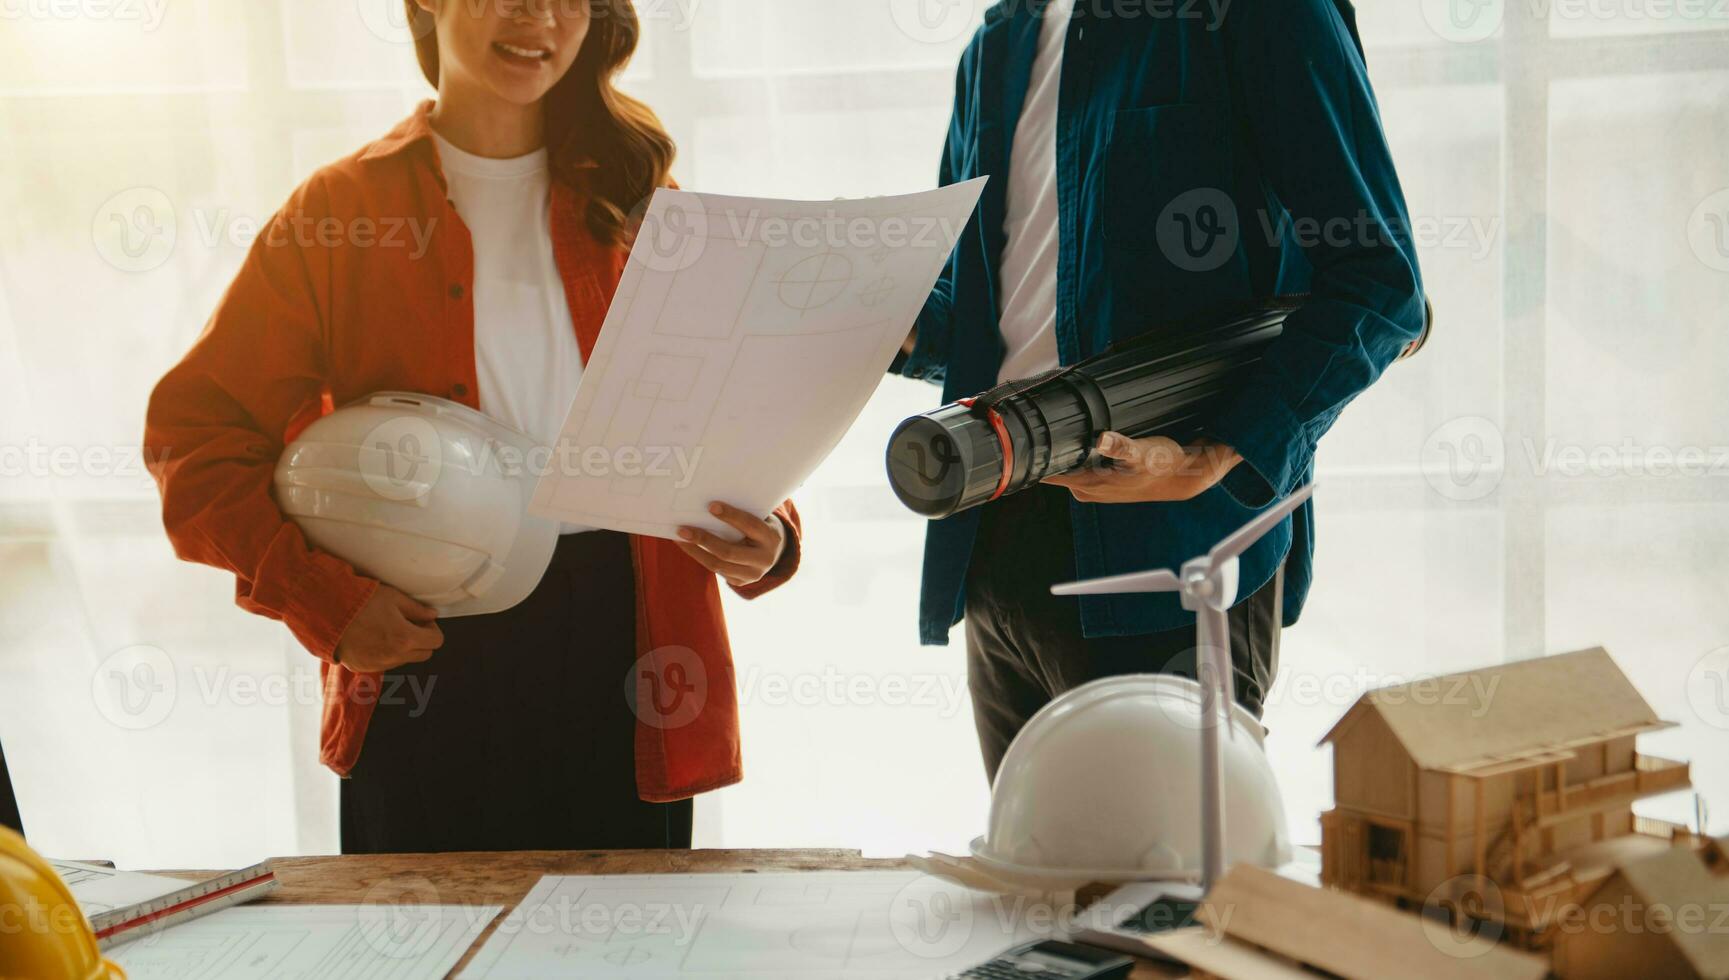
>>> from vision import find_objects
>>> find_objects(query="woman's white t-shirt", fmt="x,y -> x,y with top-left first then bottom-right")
432,131 -> 590,534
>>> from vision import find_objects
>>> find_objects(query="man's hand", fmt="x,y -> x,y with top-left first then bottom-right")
677,502 -> 788,588
334,584 -> 444,673
1044,432 -> 1242,504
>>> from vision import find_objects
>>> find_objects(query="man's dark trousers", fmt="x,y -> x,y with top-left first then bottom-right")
965,484 -> 1280,782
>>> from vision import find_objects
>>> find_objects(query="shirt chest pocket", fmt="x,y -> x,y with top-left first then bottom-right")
1100,102 -> 1238,260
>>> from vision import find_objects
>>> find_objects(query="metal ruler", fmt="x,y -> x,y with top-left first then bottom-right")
91,860 -> 279,949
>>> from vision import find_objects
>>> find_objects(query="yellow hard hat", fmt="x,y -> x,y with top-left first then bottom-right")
0,827 -> 125,980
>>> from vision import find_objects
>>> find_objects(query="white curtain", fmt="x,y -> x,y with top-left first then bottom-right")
1,0 -> 1723,868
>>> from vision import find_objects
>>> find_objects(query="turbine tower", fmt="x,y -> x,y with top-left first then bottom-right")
1052,483 -> 1316,891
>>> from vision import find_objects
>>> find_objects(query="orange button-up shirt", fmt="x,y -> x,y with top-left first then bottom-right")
143,102 -> 800,802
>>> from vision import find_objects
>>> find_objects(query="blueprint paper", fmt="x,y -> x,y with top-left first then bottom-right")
529,180 -> 987,539
108,903 -> 501,980
51,860 -> 188,916
457,870 -> 1038,979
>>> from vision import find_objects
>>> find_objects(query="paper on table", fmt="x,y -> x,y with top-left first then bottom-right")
458,870 -> 1038,979
50,860 -> 188,915
529,180 -> 987,539
107,903 -> 501,980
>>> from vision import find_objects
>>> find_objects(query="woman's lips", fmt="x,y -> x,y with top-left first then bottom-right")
493,41 -> 552,68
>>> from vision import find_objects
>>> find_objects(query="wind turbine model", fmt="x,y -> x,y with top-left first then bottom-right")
1051,483 -> 1316,893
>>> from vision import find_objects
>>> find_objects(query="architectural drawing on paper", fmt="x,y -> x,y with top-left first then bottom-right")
529,181 -> 986,541
458,870 -> 1035,979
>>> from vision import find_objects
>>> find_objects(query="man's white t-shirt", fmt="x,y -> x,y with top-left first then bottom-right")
432,131 -> 590,534
995,0 -> 1076,385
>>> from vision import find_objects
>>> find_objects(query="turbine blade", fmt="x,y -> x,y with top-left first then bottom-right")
1050,568 -> 1181,596
1206,482 -> 1317,571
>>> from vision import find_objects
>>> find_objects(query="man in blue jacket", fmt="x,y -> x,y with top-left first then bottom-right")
896,0 -> 1425,777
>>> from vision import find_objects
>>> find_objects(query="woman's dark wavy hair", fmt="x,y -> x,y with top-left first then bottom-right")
406,0 -> 675,248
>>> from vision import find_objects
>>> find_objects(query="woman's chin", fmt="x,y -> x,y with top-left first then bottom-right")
482,76 -> 557,109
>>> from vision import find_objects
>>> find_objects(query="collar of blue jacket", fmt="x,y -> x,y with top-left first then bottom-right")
897,0 -> 1427,644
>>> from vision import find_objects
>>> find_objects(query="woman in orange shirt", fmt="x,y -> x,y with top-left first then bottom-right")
144,0 -> 800,852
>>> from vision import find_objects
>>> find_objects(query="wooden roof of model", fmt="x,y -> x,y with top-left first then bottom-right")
1318,647 -> 1672,777
1141,864 -> 1549,980
1607,837 -> 1729,979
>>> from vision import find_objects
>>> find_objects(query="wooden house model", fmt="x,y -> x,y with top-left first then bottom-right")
1318,647 -> 1693,944
1141,864 -> 1549,980
1550,835 -> 1729,980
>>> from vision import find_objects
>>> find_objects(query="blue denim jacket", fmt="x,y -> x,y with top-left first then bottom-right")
899,0 -> 1425,644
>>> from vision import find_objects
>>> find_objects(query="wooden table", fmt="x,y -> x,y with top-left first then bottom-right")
164,849 -> 1179,977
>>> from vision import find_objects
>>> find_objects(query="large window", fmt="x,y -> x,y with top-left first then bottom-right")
1,1 -> 1724,867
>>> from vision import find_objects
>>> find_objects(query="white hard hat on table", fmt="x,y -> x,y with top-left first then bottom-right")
971,673 -> 1292,884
